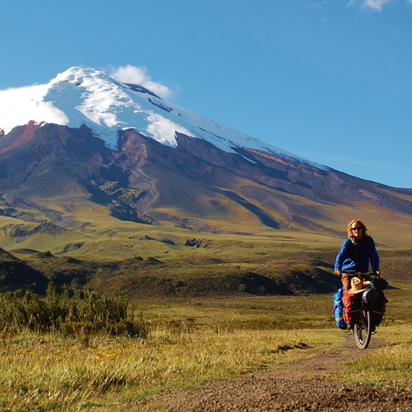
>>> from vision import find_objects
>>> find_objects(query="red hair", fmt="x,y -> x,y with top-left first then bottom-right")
347,219 -> 368,238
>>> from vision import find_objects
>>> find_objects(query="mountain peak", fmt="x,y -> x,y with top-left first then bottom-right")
51,66 -> 106,84
0,66 -> 322,168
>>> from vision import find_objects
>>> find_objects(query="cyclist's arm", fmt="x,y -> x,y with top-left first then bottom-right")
334,239 -> 350,276
368,237 -> 380,275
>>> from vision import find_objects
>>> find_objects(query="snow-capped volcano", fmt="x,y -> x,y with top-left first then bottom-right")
1,66 -> 412,241
0,66 -> 314,165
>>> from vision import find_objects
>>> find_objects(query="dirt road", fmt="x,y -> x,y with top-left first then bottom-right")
142,335 -> 412,411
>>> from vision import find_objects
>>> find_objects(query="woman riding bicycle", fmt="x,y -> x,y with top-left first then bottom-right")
334,219 -> 380,293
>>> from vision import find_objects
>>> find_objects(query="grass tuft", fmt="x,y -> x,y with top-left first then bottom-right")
343,324 -> 412,387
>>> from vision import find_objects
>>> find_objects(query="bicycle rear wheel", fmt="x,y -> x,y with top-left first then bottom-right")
354,309 -> 372,349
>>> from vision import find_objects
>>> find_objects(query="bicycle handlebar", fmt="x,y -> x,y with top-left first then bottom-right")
351,271 -> 380,277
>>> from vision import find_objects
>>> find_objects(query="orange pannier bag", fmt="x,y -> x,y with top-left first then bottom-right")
342,293 -> 362,327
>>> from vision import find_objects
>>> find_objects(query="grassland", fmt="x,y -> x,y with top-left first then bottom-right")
3,235 -> 411,303
2,206 -> 412,410
3,194 -> 412,298
1,279 -> 412,411
3,192 -> 412,262
0,327 -> 342,411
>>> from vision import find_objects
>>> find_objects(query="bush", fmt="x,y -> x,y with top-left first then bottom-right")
0,283 -> 147,338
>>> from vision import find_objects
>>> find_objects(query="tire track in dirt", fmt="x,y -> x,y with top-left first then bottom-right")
139,335 -> 412,411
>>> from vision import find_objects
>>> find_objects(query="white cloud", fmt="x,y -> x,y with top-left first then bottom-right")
347,0 -> 391,11
0,84 -> 69,134
109,65 -> 173,100
363,0 -> 391,11
305,1 -> 329,10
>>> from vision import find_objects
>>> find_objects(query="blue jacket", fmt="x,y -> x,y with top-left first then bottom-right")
334,236 -> 379,273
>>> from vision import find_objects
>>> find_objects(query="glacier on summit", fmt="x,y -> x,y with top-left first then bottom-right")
0,67 -> 322,167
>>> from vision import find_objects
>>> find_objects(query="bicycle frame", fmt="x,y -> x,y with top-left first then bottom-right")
351,272 -> 380,350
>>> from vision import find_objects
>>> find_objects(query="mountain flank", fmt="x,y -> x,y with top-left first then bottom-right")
1,67 -> 412,255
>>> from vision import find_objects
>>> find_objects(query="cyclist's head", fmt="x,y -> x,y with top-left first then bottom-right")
347,219 -> 367,238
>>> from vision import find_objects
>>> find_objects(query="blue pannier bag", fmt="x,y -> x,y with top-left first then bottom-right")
333,287 -> 347,330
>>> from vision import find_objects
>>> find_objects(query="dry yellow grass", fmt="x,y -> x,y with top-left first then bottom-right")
1,280 -> 412,411
0,327 -> 343,411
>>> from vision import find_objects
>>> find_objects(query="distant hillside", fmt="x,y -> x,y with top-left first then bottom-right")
1,247 -> 411,298
0,248 -> 48,294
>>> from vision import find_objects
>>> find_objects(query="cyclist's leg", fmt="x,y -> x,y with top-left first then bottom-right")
342,273 -> 355,331
342,273 -> 353,293
359,273 -> 370,282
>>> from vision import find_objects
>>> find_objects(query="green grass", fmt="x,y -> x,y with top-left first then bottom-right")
376,280 -> 412,324
7,246 -> 411,303
343,324 -> 412,387
340,281 -> 412,388
2,235 -> 345,297
2,208 -> 412,410
138,294 -> 335,331
1,279 -> 412,411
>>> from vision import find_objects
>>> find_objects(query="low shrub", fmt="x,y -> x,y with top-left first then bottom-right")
0,283 -> 147,338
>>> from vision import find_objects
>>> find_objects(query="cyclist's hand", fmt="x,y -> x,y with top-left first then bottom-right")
334,269 -> 342,277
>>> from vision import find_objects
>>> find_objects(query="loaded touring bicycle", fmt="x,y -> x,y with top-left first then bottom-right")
334,273 -> 388,349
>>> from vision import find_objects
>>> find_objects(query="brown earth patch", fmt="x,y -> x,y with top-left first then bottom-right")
138,335 -> 412,411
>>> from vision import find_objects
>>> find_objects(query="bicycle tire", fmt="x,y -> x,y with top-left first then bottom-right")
354,308 -> 372,349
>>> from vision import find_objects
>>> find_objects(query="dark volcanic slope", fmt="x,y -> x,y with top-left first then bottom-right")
1,123 -> 412,234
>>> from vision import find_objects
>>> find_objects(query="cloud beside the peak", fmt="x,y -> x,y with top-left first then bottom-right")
109,65 -> 173,100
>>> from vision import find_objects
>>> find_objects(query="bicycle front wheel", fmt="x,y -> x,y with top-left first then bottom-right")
354,309 -> 372,349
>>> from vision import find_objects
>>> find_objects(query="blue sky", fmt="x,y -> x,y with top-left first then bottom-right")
1,0 -> 411,188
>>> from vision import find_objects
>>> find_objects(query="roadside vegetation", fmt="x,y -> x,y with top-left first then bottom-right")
1,242 -> 412,411
0,283 -> 147,337
1,278 -> 412,411
343,324 -> 412,385
0,326 -> 342,411
0,286 -> 341,411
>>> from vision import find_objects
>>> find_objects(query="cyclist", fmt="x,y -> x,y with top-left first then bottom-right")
334,219 -> 380,293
